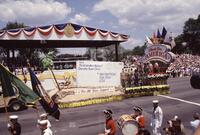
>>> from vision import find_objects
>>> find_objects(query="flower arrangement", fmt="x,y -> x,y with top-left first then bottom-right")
125,85 -> 170,96
58,95 -> 124,108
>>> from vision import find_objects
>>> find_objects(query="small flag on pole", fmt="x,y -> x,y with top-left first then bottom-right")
145,35 -> 153,45
164,32 -> 176,48
161,27 -> 167,39
157,29 -> 161,38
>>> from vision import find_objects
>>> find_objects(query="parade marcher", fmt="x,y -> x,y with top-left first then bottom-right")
163,115 -> 185,135
99,109 -> 116,135
150,100 -> 163,135
132,106 -> 145,129
190,113 -> 200,133
39,120 -> 53,135
38,113 -> 51,128
7,115 -> 21,135
138,129 -> 151,135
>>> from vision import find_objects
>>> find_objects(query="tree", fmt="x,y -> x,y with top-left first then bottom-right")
173,15 -> 200,54
131,44 -> 146,56
2,21 -> 26,30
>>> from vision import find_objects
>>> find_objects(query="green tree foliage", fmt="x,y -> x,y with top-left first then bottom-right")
2,21 -> 26,30
173,15 -> 200,54
131,45 -> 146,56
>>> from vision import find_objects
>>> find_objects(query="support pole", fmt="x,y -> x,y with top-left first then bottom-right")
3,97 -> 9,122
95,47 -> 98,61
115,43 -> 119,62
49,68 -> 61,91
6,49 -> 10,68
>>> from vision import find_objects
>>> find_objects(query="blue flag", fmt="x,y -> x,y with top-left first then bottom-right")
157,29 -> 161,38
161,27 -> 167,38
28,68 -> 60,120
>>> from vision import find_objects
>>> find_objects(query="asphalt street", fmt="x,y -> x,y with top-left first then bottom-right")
1,77 -> 200,135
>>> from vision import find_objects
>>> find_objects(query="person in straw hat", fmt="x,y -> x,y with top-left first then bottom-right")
7,115 -> 21,135
150,100 -> 163,135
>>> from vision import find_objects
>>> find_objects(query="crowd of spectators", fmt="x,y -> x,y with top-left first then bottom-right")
167,54 -> 200,77
121,54 -> 200,78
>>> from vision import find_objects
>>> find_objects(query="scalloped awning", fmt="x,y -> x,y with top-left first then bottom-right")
0,23 -> 129,48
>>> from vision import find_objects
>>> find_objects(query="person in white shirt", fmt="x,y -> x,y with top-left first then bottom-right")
190,113 -> 200,133
150,100 -> 163,135
39,120 -> 53,135
38,113 -> 51,128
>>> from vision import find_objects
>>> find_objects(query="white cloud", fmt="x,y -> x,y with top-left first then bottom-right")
70,13 -> 90,24
0,0 -> 71,25
93,0 -> 200,33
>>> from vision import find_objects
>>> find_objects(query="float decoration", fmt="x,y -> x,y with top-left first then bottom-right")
143,27 -> 176,85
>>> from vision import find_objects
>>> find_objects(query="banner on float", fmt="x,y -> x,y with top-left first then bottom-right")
143,44 -> 175,63
76,61 -> 123,87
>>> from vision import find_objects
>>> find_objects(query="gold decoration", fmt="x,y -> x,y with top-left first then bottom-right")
64,24 -> 74,37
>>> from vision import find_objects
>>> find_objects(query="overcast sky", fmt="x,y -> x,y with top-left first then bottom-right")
0,0 -> 199,54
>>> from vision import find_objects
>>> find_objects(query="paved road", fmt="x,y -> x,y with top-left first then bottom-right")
1,77 -> 200,135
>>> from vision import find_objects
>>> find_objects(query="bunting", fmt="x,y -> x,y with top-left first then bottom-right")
0,23 -> 128,40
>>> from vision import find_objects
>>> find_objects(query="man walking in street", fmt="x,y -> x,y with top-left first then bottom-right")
132,106 -> 145,129
99,109 -> 116,135
39,120 -> 53,135
37,113 -> 51,128
150,100 -> 163,135
7,115 -> 21,135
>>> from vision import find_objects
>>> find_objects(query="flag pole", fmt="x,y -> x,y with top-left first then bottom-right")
49,67 -> 61,91
26,60 -> 40,118
3,97 -> 10,122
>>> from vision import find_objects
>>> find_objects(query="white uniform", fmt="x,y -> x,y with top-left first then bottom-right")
38,120 -> 51,128
190,119 -> 200,133
43,128 -> 53,135
151,106 -> 163,135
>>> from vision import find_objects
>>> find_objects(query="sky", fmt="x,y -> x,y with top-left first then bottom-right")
0,0 -> 199,54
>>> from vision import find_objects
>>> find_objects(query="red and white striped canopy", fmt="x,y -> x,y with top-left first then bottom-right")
0,23 -> 129,48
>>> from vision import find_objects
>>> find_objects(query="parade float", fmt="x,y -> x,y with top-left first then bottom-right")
125,28 -> 175,96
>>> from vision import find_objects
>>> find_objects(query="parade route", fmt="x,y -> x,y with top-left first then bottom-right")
158,94 -> 200,107
1,77 -> 200,135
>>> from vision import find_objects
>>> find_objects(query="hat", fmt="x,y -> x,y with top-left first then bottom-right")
40,113 -> 47,118
38,120 -> 48,125
9,115 -> 18,119
133,106 -> 143,112
152,100 -> 159,103
173,115 -> 178,121
103,109 -> 113,115
193,112 -> 200,119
